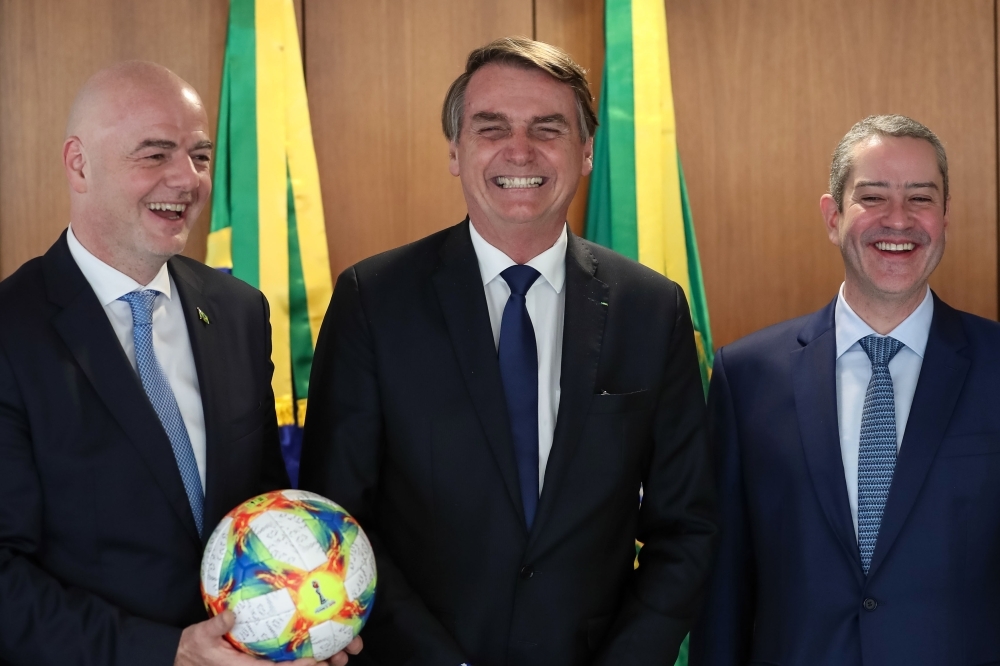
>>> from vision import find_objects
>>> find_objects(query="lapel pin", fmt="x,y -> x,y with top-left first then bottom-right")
600,301 -> 609,307
197,307 -> 210,325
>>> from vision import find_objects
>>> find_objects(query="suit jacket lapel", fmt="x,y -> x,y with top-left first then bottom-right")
43,235 -> 201,542
529,234 -> 608,549
432,221 -> 525,524
867,294 -> 969,577
169,257 -> 225,542
792,299 -> 864,580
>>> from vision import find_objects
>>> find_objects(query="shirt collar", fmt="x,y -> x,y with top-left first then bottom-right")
66,224 -> 172,306
468,220 -> 567,293
835,282 -> 933,359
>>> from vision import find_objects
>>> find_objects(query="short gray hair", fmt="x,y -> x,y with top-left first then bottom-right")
829,114 -> 948,211
441,36 -> 597,143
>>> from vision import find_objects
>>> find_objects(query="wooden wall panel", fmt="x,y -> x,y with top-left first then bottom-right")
535,0 -> 605,237
0,0 -> 229,278
304,0 -> 533,282
667,0 -> 998,347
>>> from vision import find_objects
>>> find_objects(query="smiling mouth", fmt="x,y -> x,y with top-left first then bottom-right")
494,176 -> 544,189
874,241 -> 916,253
147,202 -> 188,221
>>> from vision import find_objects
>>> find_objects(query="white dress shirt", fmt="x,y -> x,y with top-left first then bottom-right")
468,221 -> 566,493
67,225 -> 207,490
835,283 -> 933,538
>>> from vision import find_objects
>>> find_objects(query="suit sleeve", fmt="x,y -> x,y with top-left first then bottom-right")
688,347 -> 756,666
299,267 -> 467,665
0,339 -> 181,666
595,285 -> 719,665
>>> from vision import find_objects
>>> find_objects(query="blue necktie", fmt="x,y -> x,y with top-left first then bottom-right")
498,265 -> 541,530
119,290 -> 204,535
857,334 -> 903,574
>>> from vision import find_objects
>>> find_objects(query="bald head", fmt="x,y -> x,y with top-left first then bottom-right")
66,61 -> 204,140
63,61 -> 213,285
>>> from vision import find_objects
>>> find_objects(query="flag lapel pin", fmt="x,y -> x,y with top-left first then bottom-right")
197,307 -> 210,325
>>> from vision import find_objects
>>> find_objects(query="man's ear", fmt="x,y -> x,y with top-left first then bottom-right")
63,137 -> 89,194
448,140 -> 460,177
819,193 -> 842,247
581,136 -> 594,177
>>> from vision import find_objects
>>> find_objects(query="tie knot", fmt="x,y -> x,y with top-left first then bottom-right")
858,334 -> 903,367
118,289 -> 161,326
501,265 -> 541,296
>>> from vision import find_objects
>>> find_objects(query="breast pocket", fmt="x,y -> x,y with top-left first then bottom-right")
937,433 -> 1000,458
589,389 -> 652,414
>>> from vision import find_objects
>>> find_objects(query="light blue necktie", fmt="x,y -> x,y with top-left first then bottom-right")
119,289 -> 204,535
857,334 -> 903,574
498,265 -> 541,530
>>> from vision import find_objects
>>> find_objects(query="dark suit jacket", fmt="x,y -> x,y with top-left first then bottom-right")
0,233 -> 288,666
689,294 -> 1000,666
299,220 -> 717,666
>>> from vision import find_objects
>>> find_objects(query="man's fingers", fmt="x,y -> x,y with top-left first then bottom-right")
344,636 -> 363,655
207,609 -> 236,636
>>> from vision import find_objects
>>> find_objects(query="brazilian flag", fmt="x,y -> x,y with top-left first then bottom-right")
586,0 -> 714,396
206,0 -> 332,485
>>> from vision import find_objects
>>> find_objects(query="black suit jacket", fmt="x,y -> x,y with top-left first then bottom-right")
300,221 -> 717,666
690,295 -> 1000,665
0,233 -> 288,666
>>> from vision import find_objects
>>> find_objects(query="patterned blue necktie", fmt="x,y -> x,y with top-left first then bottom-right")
498,265 -> 541,530
119,290 -> 204,535
857,334 -> 903,574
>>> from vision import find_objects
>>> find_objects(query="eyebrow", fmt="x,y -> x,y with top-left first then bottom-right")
131,139 -> 177,153
470,112 -> 510,124
855,179 -> 939,190
533,114 -> 570,126
131,139 -> 214,153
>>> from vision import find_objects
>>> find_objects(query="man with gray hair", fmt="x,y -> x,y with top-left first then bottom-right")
301,36 -> 717,666
690,114 -> 1000,665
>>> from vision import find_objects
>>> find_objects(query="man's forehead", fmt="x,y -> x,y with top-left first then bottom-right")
849,136 -> 941,184
464,64 -> 575,113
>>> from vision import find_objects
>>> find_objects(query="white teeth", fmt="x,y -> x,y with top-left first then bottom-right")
875,241 -> 915,252
495,176 -> 543,189
147,202 -> 187,212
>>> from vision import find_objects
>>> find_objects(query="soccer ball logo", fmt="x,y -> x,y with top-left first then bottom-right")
200,489 -> 376,660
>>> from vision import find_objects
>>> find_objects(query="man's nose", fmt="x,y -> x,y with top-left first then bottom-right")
884,196 -> 913,228
503,129 -> 535,164
166,155 -> 202,190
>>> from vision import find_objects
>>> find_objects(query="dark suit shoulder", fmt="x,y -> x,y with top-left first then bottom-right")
348,224 -> 456,286
0,257 -> 54,345
170,254 -> 263,303
0,255 -> 46,306
954,306 -> 1000,342
717,309 -> 826,382
578,237 -> 682,297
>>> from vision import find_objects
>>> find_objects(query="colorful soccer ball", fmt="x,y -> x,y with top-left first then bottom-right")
200,489 -> 376,661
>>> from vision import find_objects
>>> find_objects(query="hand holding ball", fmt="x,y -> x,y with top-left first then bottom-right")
200,490 -> 376,661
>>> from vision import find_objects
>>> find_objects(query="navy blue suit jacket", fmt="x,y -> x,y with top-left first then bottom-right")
690,294 -> 1000,666
0,234 -> 288,666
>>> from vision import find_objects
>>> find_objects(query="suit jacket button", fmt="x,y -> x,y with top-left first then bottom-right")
519,565 -> 534,580
863,597 -> 878,611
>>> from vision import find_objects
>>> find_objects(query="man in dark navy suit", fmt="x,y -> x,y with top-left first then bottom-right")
300,37 -> 717,666
0,62 -> 359,666
690,115 -> 1000,666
